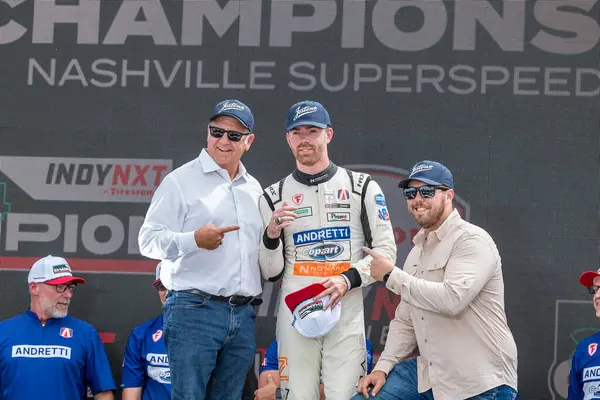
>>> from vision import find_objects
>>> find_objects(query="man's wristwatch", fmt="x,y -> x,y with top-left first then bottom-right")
383,270 -> 392,284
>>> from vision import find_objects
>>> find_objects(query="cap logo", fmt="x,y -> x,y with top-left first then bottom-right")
53,265 -> 71,274
298,300 -> 324,319
294,105 -> 318,121
409,164 -> 433,177
219,102 -> 244,112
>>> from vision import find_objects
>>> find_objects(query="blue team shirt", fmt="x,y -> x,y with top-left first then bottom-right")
0,310 -> 116,400
569,331 -> 600,399
261,338 -> 374,375
121,315 -> 171,399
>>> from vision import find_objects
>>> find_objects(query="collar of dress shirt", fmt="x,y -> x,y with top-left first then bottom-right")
199,148 -> 248,180
413,208 -> 461,245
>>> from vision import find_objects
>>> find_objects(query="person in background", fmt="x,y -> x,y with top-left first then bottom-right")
121,262 -> 170,400
0,255 -> 116,400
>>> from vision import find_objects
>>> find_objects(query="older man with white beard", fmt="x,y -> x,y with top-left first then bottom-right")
0,255 -> 116,400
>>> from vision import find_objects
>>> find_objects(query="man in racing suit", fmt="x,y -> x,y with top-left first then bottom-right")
258,100 -> 396,400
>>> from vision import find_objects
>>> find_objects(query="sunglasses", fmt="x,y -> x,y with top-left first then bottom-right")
208,125 -> 250,142
588,286 -> 600,295
403,185 -> 449,200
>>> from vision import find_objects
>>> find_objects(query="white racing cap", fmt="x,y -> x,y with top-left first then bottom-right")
284,283 -> 341,339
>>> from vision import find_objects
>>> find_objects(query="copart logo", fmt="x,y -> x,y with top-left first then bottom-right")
304,243 -> 344,260
0,156 -> 172,203
342,164 -> 470,263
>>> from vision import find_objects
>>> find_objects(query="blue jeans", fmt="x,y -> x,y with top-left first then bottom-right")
349,358 -> 517,400
163,291 -> 256,400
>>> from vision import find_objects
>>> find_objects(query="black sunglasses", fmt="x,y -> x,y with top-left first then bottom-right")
47,283 -> 78,293
588,286 -> 600,295
403,185 -> 449,200
208,125 -> 250,142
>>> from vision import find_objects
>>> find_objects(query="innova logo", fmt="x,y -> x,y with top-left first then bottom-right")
342,164 -> 471,264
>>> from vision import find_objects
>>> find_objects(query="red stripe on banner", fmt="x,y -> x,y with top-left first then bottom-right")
0,256 -> 157,274
99,332 -> 117,344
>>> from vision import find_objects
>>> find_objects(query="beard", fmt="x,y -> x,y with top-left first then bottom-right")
410,199 -> 446,230
293,144 -> 324,167
40,296 -> 69,319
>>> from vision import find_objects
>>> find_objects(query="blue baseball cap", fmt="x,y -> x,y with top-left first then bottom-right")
210,100 -> 254,132
286,101 -> 331,131
398,161 -> 454,189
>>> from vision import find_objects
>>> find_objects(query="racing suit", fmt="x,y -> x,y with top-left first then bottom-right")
259,163 -> 396,400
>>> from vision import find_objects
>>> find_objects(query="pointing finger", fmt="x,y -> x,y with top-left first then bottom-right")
362,247 -> 378,258
219,225 -> 241,233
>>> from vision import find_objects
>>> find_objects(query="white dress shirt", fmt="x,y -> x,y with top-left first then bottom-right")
138,149 -> 264,297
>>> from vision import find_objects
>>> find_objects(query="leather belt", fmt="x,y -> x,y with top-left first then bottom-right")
179,288 -> 262,306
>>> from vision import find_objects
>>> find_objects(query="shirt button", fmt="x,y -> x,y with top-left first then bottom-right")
429,362 -> 432,366
424,339 -> 428,343
420,271 -> 424,274
421,317 -> 424,320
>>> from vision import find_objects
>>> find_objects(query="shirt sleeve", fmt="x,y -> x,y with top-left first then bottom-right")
568,346 -> 583,400
373,301 -> 417,375
261,339 -> 279,373
342,180 -> 397,290
121,329 -> 146,389
385,233 -> 498,316
86,329 -> 117,395
258,195 -> 285,280
366,339 -> 374,374
138,174 -> 198,261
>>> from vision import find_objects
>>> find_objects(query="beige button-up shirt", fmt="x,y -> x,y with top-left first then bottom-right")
374,210 -> 518,399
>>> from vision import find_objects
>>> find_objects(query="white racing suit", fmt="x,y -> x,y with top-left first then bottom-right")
259,163 -> 396,400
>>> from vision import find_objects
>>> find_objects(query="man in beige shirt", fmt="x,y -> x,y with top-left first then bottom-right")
353,160 -> 518,400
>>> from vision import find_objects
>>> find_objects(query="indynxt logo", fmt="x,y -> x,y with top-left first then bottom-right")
293,207 -> 312,218
0,157 -> 172,203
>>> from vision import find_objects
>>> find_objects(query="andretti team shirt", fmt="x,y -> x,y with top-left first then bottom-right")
0,310 -> 116,400
569,331 -> 600,399
121,315 -> 171,399
261,338 -> 374,376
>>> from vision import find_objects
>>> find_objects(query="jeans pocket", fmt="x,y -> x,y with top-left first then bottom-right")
172,292 -> 209,309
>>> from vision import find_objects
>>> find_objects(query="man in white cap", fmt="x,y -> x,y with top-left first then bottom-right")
121,262 -> 170,400
0,255 -> 116,400
568,268 -> 600,398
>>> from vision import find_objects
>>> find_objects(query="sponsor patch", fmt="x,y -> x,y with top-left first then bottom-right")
152,329 -> 163,343
292,194 -> 304,206
53,265 -> 71,274
146,353 -> 169,366
293,206 -> 313,218
148,366 -> 171,384
279,357 -> 289,381
583,366 -> 600,381
337,189 -> 350,201
293,262 -> 351,277
377,207 -> 390,221
324,203 -> 350,209
590,343 -> 598,356
12,345 -> 71,359
327,212 -> 350,222
293,227 -> 350,245
295,241 -> 350,262
59,327 -> 73,338
375,194 -> 386,206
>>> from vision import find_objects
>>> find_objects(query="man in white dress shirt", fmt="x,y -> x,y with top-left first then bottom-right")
138,99 -> 264,400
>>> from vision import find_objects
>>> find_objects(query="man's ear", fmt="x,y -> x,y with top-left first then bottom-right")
244,134 -> 255,150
